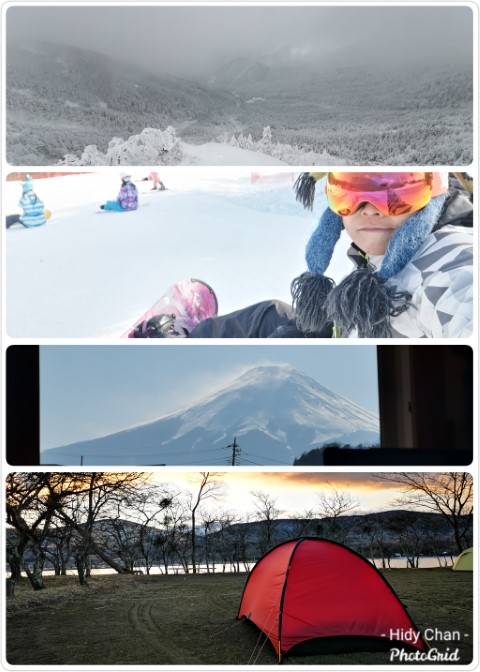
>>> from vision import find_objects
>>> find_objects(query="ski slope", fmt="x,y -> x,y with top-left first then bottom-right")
5,169 -> 351,338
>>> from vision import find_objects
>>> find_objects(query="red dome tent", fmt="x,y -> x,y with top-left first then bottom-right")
238,538 -> 427,662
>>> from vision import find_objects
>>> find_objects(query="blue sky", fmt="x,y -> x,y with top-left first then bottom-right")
40,344 -> 378,450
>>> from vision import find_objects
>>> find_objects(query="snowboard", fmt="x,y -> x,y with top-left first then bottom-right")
123,278 -> 218,338
6,209 -> 52,228
97,203 -> 150,213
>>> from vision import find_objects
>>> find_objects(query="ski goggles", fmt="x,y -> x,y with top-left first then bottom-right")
326,172 -> 449,217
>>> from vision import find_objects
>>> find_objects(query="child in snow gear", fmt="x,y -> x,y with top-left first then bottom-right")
185,172 -> 472,339
101,173 -> 139,212
7,175 -> 47,228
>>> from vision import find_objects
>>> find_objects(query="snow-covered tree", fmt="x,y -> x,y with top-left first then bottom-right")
58,126 -> 183,166
259,125 -> 273,150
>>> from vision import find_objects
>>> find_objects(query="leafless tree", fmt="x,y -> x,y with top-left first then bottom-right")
49,473 -> 149,584
187,473 -> 222,573
250,490 -> 283,555
316,484 -> 359,544
6,473 -> 64,590
382,511 -> 430,568
153,498 -> 190,574
357,515 -> 392,569
43,518 -> 77,576
214,512 -> 247,572
200,511 -> 219,573
7,472 -> 149,587
289,509 -> 318,538
110,484 -> 176,574
219,513 -> 254,572
375,472 -> 473,553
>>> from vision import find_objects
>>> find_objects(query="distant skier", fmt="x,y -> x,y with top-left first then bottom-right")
149,171 -> 166,191
100,173 -> 139,212
6,175 -> 47,228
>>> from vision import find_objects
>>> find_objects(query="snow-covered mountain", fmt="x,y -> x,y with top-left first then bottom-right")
208,57 -> 269,88
7,40 -> 472,165
6,40 -> 236,164
42,364 -> 379,466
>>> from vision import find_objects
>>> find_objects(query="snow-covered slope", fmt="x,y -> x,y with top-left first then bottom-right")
42,364 -> 379,466
5,171 -> 353,338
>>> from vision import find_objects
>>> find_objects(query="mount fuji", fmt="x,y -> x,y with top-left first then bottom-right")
42,364 -> 379,466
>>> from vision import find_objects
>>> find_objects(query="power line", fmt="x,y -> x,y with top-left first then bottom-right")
224,436 -> 241,466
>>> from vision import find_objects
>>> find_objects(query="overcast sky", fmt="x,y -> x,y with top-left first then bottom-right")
7,5 -> 473,78
39,344 -> 378,450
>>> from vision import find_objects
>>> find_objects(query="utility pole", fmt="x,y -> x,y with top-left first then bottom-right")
226,436 -> 241,466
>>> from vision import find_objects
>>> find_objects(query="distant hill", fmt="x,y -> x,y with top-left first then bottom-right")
6,40 -> 236,163
8,510 -> 470,571
224,509 -> 470,549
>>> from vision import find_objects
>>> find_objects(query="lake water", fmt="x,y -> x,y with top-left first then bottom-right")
31,555 -> 457,578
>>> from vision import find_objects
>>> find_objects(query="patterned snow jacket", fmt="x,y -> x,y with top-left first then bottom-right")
344,188 -> 473,338
18,192 -> 47,228
117,181 -> 138,211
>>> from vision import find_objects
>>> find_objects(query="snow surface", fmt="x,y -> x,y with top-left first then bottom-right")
180,142 -> 284,166
5,170 -> 352,338
58,125 -> 345,167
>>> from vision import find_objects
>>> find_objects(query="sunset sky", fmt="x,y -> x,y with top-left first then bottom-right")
148,470 -> 409,517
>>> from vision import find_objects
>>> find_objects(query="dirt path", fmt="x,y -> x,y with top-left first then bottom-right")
6,570 -> 473,666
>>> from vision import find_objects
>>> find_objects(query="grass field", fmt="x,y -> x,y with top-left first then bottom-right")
6,569 -> 473,666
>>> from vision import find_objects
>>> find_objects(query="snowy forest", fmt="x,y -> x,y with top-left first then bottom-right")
6,40 -> 473,166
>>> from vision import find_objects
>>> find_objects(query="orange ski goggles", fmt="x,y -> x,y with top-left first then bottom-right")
326,172 -> 449,217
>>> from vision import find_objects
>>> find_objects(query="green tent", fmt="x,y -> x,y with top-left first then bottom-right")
452,547 -> 473,571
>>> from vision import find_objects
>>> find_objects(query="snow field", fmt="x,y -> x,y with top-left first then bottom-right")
5,170 -> 351,338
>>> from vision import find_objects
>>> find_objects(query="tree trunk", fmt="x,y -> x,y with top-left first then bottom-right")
25,553 -> 46,590
89,539 -> 129,574
9,557 -> 23,582
76,552 -> 87,586
191,514 -> 197,574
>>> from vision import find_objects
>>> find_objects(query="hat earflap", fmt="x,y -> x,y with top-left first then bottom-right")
378,193 -> 448,280
324,269 -> 410,337
305,207 -> 344,275
291,272 -> 335,336
291,207 -> 342,335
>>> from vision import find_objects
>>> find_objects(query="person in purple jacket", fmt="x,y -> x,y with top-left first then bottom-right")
100,173 -> 138,212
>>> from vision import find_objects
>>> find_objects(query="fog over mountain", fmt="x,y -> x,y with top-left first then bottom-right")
6,5 -> 473,165
7,5 -> 472,78
42,365 -> 380,467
